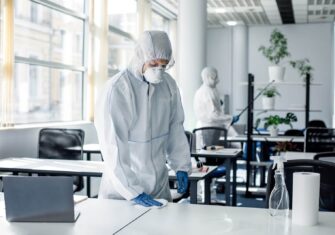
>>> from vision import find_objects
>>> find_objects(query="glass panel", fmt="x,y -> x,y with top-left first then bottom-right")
108,0 -> 137,36
108,31 -> 135,77
48,0 -> 85,13
151,12 -> 168,32
13,63 -> 83,123
14,0 -> 84,66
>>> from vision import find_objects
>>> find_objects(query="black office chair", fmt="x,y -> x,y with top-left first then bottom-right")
304,128 -> 335,153
38,128 -> 85,193
307,120 -> 327,128
266,159 -> 335,211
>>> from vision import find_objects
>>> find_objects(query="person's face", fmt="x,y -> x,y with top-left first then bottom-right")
142,59 -> 169,74
208,75 -> 219,88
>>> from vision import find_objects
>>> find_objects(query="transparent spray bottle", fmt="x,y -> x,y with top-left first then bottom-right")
269,155 -> 289,217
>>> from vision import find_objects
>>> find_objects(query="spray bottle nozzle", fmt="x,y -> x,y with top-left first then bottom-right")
270,154 -> 287,171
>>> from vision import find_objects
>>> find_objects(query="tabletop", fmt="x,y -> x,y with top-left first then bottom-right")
1,196 -> 334,235
118,203 -> 335,235
0,197 -> 149,235
227,135 -> 305,143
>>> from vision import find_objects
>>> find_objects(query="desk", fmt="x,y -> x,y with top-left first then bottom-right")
0,197 -> 149,235
228,135 -> 304,143
191,148 -> 242,206
1,197 -> 335,235
169,166 -> 217,205
0,158 -> 214,204
79,144 -> 102,197
118,203 -> 335,235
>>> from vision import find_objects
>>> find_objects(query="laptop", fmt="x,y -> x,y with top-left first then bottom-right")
3,176 -> 80,222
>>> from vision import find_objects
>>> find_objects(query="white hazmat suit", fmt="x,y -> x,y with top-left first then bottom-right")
194,67 -> 233,129
95,31 -> 192,202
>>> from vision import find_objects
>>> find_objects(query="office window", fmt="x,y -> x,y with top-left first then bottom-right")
12,0 -> 86,124
108,32 -> 134,77
151,11 -> 169,32
108,0 -> 137,77
109,0 -> 137,36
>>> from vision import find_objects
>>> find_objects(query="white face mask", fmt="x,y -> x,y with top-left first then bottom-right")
144,67 -> 165,84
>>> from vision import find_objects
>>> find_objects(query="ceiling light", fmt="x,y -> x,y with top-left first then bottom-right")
226,21 -> 237,26
208,8 -> 226,13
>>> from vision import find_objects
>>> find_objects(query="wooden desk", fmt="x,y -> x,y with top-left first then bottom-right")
191,148 -> 242,206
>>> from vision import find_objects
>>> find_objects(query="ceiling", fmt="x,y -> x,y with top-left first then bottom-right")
154,0 -> 335,26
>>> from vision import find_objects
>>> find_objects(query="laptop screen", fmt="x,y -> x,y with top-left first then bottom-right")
3,176 -> 76,222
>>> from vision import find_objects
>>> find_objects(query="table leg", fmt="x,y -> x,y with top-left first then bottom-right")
204,177 -> 211,205
190,180 -> 198,204
225,159 -> 231,206
86,152 -> 91,198
232,159 -> 237,206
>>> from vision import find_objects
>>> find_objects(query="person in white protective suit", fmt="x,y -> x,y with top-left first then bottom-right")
95,31 -> 192,207
194,66 -> 239,138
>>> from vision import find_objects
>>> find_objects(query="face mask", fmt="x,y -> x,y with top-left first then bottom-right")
207,76 -> 218,88
144,67 -> 165,84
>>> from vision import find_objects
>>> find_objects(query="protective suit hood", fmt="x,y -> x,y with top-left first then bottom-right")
201,67 -> 218,88
128,31 -> 173,81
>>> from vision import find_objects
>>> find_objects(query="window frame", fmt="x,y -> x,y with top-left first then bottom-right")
11,0 -> 89,125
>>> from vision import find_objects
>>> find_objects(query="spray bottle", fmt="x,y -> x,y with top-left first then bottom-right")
269,154 -> 289,217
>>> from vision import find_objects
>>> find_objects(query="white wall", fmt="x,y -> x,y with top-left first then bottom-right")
249,23 -> 333,128
207,23 -> 334,129
0,122 -> 98,159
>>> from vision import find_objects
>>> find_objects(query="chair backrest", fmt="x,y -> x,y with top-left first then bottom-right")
192,127 -> 228,166
284,129 -> 304,136
266,159 -> 335,211
38,128 -> 85,192
304,128 -> 335,153
307,119 -> 327,128
38,128 -> 85,160
192,126 -> 228,149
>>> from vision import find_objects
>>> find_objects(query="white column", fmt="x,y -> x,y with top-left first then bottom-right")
232,25 -> 248,124
178,0 -> 207,131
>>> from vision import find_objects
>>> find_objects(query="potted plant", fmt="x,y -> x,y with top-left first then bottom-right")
259,29 -> 290,82
289,58 -> 313,82
259,86 -> 280,110
255,112 -> 297,137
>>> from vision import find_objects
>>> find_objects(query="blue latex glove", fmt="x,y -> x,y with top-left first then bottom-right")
176,171 -> 188,194
231,115 -> 240,125
132,193 -> 163,207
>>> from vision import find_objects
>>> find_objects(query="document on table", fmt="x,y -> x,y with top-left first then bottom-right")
198,148 -> 241,155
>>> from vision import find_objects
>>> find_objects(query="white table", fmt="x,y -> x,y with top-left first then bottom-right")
0,197 -> 149,235
169,166 -> 217,205
0,197 -> 334,235
118,203 -> 335,235
191,148 -> 242,206
0,158 -> 215,204
227,135 -> 305,143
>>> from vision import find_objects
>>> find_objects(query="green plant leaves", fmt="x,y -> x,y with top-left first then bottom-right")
258,29 -> 290,65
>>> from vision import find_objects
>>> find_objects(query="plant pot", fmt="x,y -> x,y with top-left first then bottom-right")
262,96 -> 275,110
269,65 -> 285,82
269,126 -> 279,137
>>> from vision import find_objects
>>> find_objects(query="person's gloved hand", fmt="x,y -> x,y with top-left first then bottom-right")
176,171 -> 188,194
132,193 -> 163,207
231,115 -> 239,125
